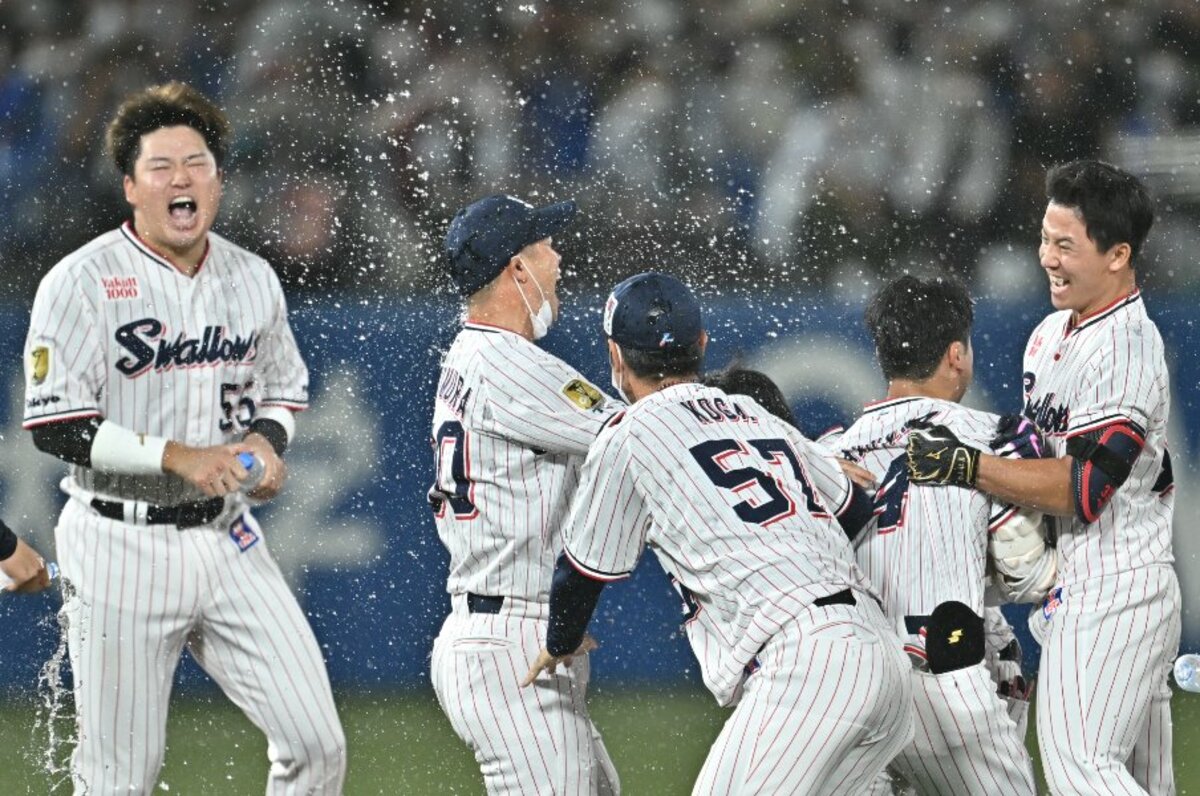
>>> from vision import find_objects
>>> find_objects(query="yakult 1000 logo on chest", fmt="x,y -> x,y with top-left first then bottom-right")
100,275 -> 140,300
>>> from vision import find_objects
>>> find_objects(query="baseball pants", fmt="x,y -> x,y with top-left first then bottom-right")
1037,565 -> 1180,796
56,497 -> 347,795
431,595 -> 619,795
692,596 -> 913,795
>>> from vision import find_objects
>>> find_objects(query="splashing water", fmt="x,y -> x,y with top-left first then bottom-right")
33,576 -> 76,792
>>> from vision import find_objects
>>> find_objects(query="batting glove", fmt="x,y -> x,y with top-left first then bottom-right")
991,414 -> 1047,460
905,420 -> 980,487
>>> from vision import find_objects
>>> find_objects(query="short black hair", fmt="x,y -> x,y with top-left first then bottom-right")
864,274 -> 974,381
621,343 -> 705,381
105,82 -> 231,177
701,366 -> 798,428
1045,159 -> 1154,264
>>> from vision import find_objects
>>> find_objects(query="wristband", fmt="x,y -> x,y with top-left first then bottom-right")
90,421 -> 168,475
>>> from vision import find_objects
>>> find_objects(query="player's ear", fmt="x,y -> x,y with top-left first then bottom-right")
697,331 -> 709,354
507,254 -> 527,282
1106,242 -> 1132,272
945,340 -> 966,371
123,174 -> 136,204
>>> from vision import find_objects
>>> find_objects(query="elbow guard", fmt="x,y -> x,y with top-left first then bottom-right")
1067,422 -> 1145,524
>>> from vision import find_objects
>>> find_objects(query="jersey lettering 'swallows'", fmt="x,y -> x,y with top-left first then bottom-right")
115,318 -> 257,377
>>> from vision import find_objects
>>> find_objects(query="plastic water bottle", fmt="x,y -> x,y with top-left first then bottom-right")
0,560 -> 59,591
237,452 -> 266,493
1174,654 -> 1200,693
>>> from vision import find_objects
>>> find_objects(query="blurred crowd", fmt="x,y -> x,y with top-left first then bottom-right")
3,0 -> 1200,300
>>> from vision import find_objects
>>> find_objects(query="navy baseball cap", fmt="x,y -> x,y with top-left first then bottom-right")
443,194 -> 577,296
603,272 -> 703,351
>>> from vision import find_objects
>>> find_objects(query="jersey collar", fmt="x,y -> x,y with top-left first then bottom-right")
861,396 -> 923,415
1067,289 -> 1141,336
120,221 -> 211,276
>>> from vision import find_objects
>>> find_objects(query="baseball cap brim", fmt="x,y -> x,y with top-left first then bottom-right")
526,200 -> 577,246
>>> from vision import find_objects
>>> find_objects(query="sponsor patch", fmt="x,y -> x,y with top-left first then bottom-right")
229,515 -> 260,552
101,275 -> 140,300
602,294 -> 618,336
562,378 -> 604,411
30,346 -> 49,385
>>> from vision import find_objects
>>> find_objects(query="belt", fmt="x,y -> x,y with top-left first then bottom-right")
467,593 -> 504,614
812,588 -> 856,608
90,497 -> 226,529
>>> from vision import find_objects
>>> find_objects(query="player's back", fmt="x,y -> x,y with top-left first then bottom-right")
578,382 -> 868,703
825,398 -> 1009,643
429,322 -> 614,603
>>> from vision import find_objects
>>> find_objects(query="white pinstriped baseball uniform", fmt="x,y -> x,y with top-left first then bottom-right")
824,397 -> 1035,795
428,321 -> 620,795
23,223 -> 345,795
1022,291 -> 1179,795
561,382 -> 912,796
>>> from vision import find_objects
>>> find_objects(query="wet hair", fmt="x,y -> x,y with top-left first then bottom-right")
1045,159 -> 1154,264
105,82 -> 231,177
701,365 -> 798,428
864,274 -> 974,381
620,343 -> 705,381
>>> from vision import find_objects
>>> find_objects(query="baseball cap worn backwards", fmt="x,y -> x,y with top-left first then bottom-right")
603,272 -> 703,351
443,194 -> 577,296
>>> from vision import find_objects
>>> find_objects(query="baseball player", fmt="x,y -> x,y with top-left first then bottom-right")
429,194 -> 620,794
23,83 -> 345,794
907,160 -> 1178,794
820,275 -> 1046,795
524,273 -> 912,795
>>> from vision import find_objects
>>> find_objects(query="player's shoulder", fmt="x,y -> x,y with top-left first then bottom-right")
1074,292 -> 1165,360
206,232 -> 278,279
41,228 -> 126,280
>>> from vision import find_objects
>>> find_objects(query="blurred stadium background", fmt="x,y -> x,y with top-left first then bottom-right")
1,1 -> 1199,792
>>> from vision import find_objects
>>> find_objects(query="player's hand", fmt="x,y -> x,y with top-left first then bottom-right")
0,538 -> 52,593
239,432 -> 287,500
990,414 -> 1047,460
905,420 -> 980,487
163,442 -> 255,497
520,634 -> 599,687
837,458 -> 877,489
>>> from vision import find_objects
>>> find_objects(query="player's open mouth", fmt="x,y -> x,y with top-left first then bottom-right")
168,196 -> 198,227
1049,275 -> 1068,290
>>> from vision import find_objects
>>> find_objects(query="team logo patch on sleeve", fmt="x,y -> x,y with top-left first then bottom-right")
30,346 -> 50,385
229,515 -> 260,552
562,379 -> 604,411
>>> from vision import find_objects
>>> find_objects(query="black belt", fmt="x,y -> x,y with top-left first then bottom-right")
813,588 -> 856,608
467,593 -> 504,614
90,497 -> 226,529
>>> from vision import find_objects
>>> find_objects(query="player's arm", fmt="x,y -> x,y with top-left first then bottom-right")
244,271 -> 310,499
0,521 -> 50,593
523,420 -> 647,685
792,434 -> 874,541
908,418 -> 1146,522
30,417 -> 266,497
482,347 -> 618,457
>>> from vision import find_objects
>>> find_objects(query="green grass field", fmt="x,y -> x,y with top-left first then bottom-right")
3,687 -> 1198,793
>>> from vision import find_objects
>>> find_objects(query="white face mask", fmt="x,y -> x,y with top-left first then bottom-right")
513,270 -> 554,340
609,346 -> 631,404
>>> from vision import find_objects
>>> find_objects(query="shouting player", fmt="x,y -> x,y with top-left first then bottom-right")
907,160 -> 1179,794
23,83 -> 345,794
524,273 -> 911,795
429,195 -> 620,794
822,275 -> 1046,795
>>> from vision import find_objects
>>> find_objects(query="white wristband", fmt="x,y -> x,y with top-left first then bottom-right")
90,421 -> 169,475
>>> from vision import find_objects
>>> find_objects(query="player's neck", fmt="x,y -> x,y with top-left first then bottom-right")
886,377 -> 960,403
627,375 -> 695,402
464,300 -> 535,340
